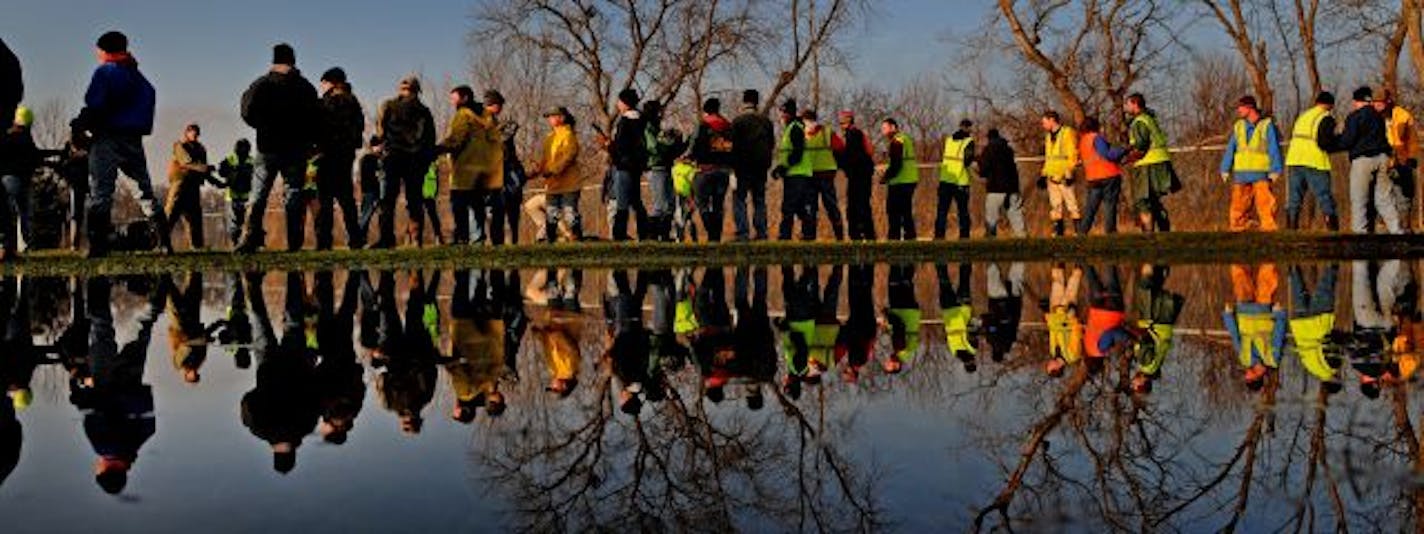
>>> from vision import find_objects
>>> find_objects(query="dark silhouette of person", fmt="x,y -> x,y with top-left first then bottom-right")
314,271 -> 365,444
982,263 -> 1024,364
446,269 -> 511,423
692,268 -> 736,402
604,269 -> 653,415
240,272 -> 319,474
731,265 -> 777,410
884,264 -> 921,374
375,271 -> 439,435
836,264 -> 878,383
163,272 -> 217,384
938,263 -> 977,373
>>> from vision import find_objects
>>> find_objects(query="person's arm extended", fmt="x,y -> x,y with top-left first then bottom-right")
1266,122 -> 1284,175
1337,111 -> 1360,151
1219,131 -> 1238,175
884,139 -> 904,180
1316,115 -> 1339,153
1095,135 -> 1127,163
787,123 -> 804,166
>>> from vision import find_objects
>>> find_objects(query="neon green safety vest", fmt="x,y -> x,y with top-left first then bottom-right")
806,126 -> 837,173
423,303 -> 440,343
1236,312 -> 1279,369
1134,321 -> 1174,375
1042,125 -> 1078,180
1290,313 -> 1336,381
940,136 -> 972,185
674,299 -> 699,335
1285,106 -> 1332,172
776,121 -> 814,178
224,154 -> 250,201
423,162 -> 439,199
1232,118 -> 1274,173
304,159 -> 320,192
886,132 -> 920,185
889,307 -> 922,362
782,319 -> 816,375
1129,113 -> 1171,167
942,305 -> 975,355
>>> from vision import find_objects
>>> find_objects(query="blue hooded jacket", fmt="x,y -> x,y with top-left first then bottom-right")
80,57 -> 156,137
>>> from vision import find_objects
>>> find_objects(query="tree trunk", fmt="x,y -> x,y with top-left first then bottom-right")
1407,0 -> 1424,89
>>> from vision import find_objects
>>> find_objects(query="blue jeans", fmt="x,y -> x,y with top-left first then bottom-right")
239,150 -> 308,250
732,166 -> 769,240
694,168 -> 730,242
647,168 -> 674,218
0,174 -> 32,248
605,168 -> 642,240
1079,177 -> 1121,234
87,135 -> 164,244
1286,166 -> 1338,219
547,191 -> 583,241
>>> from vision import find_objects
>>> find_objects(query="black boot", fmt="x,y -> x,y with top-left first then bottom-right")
1325,215 -> 1340,232
152,214 -> 175,255
1285,212 -> 1299,231
1053,220 -> 1065,237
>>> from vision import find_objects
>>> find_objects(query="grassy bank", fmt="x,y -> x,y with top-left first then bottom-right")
4,231 -> 1422,276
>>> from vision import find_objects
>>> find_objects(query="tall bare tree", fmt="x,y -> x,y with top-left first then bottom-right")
1199,0 -> 1276,113
758,0 -> 870,115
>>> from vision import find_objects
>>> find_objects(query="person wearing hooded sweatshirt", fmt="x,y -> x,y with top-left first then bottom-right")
438,86 -> 503,245
1375,90 -> 1418,229
0,106 -> 39,259
75,31 -> 172,258
1124,93 -> 1180,233
373,76 -> 437,249
690,98 -> 735,242
937,120 -> 975,240
1288,264 -> 1340,386
731,90 -> 775,241
602,88 -> 647,242
446,269 -> 510,422
938,263 -> 977,373
1224,263 -> 1287,390
775,99 -> 817,241
77,276 -> 162,494
835,111 -> 877,240
235,43 -> 320,253
1219,95 -> 1285,232
477,90 -> 510,245
217,139 -> 255,246
313,67 -> 366,250
643,100 -> 687,242
532,107 -> 583,242
240,272 -> 319,475
0,38 -> 20,138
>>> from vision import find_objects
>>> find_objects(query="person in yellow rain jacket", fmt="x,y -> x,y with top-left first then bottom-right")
884,264 -> 922,375
1287,264 -> 1341,392
1374,90 -> 1417,229
1043,263 -> 1083,377
1224,263 -> 1287,390
1130,264 -> 1184,394
528,268 -> 583,398
938,263 -> 977,373
1039,111 -> 1081,236
445,269 -> 508,423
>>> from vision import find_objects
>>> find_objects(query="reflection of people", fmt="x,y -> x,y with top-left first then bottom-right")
1351,260 -> 1416,397
731,266 -> 777,410
215,272 -> 254,369
447,270 -> 509,423
1288,265 -> 1340,389
1083,265 -> 1125,373
314,271 -> 364,443
647,269 -> 690,380
836,265 -> 878,383
693,268 -> 737,401
605,270 -> 652,415
375,271 -> 440,434
1130,265 -> 1185,393
0,277 -> 29,488
77,276 -> 161,493
778,265 -> 819,393
529,268 -> 583,398
1043,264 -> 1083,377
982,262 -> 1024,363
938,263 -> 976,373
164,272 -> 213,384
884,264 -> 921,374
1224,264 -> 1286,390
240,272 -> 318,474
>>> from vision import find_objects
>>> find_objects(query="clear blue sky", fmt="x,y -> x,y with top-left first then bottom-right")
1,0 -> 975,177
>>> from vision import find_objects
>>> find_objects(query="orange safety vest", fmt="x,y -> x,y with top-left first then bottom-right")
1079,132 -> 1122,182
1085,307 -> 1126,358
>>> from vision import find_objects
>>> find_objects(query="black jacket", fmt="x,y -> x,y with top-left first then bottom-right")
0,128 -> 37,179
609,111 -> 647,173
837,126 -> 875,175
731,106 -> 775,170
1339,106 -> 1392,160
378,96 -> 436,158
0,39 -> 20,130
241,68 -> 319,154
978,136 -> 1020,194
317,89 -> 365,153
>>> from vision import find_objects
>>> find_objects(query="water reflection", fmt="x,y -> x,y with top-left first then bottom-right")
1,262 -> 1424,530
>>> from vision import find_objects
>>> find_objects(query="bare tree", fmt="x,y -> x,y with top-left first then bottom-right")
757,0 -> 870,115
1199,0 -> 1276,113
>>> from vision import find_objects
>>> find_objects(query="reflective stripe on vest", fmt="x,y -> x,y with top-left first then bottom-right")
1232,118 -> 1274,173
887,132 -> 920,185
942,305 -> 975,355
1042,126 -> 1077,179
1079,132 -> 1122,181
806,126 -> 837,173
1129,114 -> 1171,167
1236,312 -> 1279,368
940,136 -> 972,185
777,121 -> 814,177
1285,106 -> 1332,171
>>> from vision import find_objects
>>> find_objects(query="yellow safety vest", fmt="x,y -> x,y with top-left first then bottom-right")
1049,308 -> 1083,364
940,136 -> 972,185
886,132 -> 920,185
1042,126 -> 1078,180
942,305 -> 975,355
1285,106 -> 1331,172
1290,313 -> 1335,381
777,121 -> 814,178
889,307 -> 921,362
1129,114 -> 1171,167
806,126 -> 837,173
1236,312 -> 1279,369
1232,118 -> 1274,173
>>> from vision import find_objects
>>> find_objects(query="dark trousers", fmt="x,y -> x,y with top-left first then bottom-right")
237,150 -> 305,251
228,198 -> 247,245
357,189 -> 378,240
376,152 -> 428,246
451,189 -> 495,244
886,183 -> 918,241
316,152 -> 362,249
1079,177 -> 1121,234
779,176 -> 818,241
845,170 -> 875,240
166,179 -> 204,249
935,182 -> 970,239
813,173 -> 845,239
732,165 -> 769,240
695,169 -> 730,242
488,182 -> 523,245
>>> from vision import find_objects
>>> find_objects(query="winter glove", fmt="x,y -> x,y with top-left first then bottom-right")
1267,172 -> 1280,182
772,165 -> 787,180
1408,158 -> 1419,169
1220,172 -> 1231,184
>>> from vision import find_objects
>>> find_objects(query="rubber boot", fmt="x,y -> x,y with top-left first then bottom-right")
1325,215 -> 1340,232
152,213 -> 175,255
1072,218 -> 1084,236
1053,220 -> 1065,237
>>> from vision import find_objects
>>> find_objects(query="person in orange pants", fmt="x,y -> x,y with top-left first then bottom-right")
1219,96 -> 1284,231
1223,263 -> 1285,390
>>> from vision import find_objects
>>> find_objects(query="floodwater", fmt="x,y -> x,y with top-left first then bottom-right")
0,261 -> 1422,532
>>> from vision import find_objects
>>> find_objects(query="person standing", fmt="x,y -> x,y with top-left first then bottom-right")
642,100 -> 685,241
492,113 -> 527,244
476,90 -> 508,244
800,110 -> 843,240
356,137 -> 383,242
0,106 -> 38,259
417,161 -> 445,245
1219,95 -> 1284,232
1283,91 -> 1340,231
834,111 -> 876,241
1039,111 -> 1080,236
689,98 -> 735,242
774,99 -> 816,241
1124,94 -> 1180,233
164,123 -> 218,250
438,86 -> 502,245
936,119 -> 975,239
235,43 -> 319,253
979,129 -> 1026,237
1223,263 -> 1286,390
1077,117 -> 1127,234
217,139 -> 254,246
373,76 -> 436,248
0,38 -> 20,135
731,90 -> 774,241
602,89 -> 646,241
313,68 -> 365,250
1338,87 -> 1398,234
74,31 -> 172,258
1376,90 -> 1417,229
880,118 -> 919,241
532,107 -> 582,242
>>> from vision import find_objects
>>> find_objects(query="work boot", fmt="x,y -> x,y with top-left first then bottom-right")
1325,215 -> 1340,232
1072,218 -> 1085,236
1053,220 -> 1065,237
152,216 -> 175,255
1285,213 -> 1299,231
